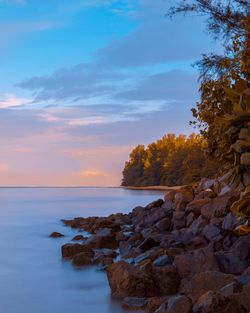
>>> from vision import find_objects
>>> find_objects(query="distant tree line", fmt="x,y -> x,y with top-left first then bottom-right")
121,134 -> 220,187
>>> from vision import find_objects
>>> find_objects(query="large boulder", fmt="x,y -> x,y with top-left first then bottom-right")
193,291 -> 247,313
215,235 -> 250,275
174,187 -> 194,212
72,250 -> 94,266
202,224 -> 222,242
174,248 -> 219,278
61,243 -> 87,258
152,265 -> 180,295
180,271 -> 234,302
106,261 -> 156,299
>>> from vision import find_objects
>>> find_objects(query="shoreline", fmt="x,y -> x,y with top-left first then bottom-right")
56,180 -> 250,312
122,185 -> 184,192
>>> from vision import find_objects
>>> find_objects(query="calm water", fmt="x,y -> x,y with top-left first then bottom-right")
0,187 -> 163,313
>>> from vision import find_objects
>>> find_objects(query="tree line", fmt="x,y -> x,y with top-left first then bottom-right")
122,134 -> 220,187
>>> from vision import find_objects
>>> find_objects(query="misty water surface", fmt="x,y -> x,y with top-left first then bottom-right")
0,187 -> 163,313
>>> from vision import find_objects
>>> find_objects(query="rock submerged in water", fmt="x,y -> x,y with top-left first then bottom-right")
57,179 -> 250,313
49,232 -> 64,238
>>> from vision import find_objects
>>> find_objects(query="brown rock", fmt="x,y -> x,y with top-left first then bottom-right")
152,265 -> 180,295
146,297 -> 168,313
193,291 -> 247,313
174,187 -> 194,212
72,250 -> 94,266
241,152 -> 250,166
49,232 -> 64,238
155,295 -> 192,313
156,217 -> 172,232
172,212 -> 186,230
174,248 -> 219,278
186,198 -> 211,215
72,234 -> 86,241
180,271 -> 234,302
84,228 -> 117,249
61,243 -> 87,258
139,237 -> 160,252
107,261 -> 156,299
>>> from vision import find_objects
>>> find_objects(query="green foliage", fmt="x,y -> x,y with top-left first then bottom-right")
122,134 -> 219,187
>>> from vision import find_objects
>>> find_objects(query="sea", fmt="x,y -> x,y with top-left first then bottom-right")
0,187 -> 163,313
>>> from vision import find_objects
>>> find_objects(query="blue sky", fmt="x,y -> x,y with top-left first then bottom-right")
0,0 -> 221,186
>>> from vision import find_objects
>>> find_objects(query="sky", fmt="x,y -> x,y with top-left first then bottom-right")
0,0 -> 221,187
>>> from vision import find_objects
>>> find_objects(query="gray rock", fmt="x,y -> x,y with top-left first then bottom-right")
153,255 -> 172,267
202,224 -> 222,242
122,297 -> 148,310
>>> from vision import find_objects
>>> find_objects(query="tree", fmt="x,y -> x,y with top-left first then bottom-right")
167,1 -> 250,217
122,134 -> 219,187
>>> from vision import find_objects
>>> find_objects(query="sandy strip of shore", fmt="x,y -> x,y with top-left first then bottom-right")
122,185 -> 184,192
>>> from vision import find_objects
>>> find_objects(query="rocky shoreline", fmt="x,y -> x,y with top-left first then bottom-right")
55,178 -> 250,313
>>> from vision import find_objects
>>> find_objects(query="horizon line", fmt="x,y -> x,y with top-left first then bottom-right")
0,185 -> 121,189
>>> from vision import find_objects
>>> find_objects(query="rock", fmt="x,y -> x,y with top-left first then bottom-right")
163,191 -> 176,212
180,271 -> 234,302
202,224 -> 222,242
172,212 -> 186,230
186,212 -> 195,227
153,255 -> 172,267
84,228 -> 117,249
72,235 -> 86,241
139,237 -> 160,252
174,247 -> 219,278
243,169 -> 250,186
146,297 -> 168,313
231,284 -> 250,311
156,218 -> 172,232
61,243 -> 87,258
144,207 -> 167,227
146,199 -> 164,209
222,213 -> 239,231
239,127 -> 250,140
200,201 -> 214,219
213,193 -> 239,217
215,251 -> 248,275
72,250 -> 94,266
156,295 -> 192,313
219,280 -> 243,297
186,236 -> 208,250
189,216 -> 208,236
122,297 -> 148,311
230,235 -> 250,261
195,189 -> 215,200
152,265 -> 180,295
241,152 -> 250,166
153,265 -> 180,296
49,232 -> 64,238
134,251 -> 152,264
215,235 -> 250,274
186,198 -> 211,215
107,261 -> 156,299
231,139 -> 250,153
92,248 -> 117,265
198,178 -> 215,192
174,187 -> 194,212
193,291 -> 247,313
